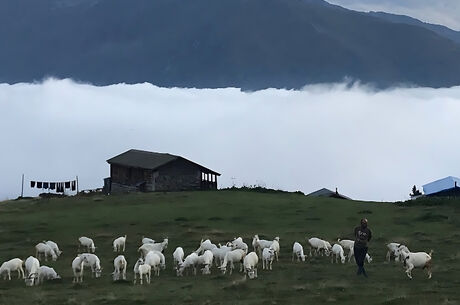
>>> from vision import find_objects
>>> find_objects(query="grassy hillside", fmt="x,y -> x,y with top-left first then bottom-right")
0,191 -> 459,305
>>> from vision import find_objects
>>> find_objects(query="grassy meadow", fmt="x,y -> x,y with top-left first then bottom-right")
0,190 -> 459,305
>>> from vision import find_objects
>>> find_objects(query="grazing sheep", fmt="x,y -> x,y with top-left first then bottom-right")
387,243 -> 410,262
24,256 -> 40,286
262,248 -> 275,270
142,237 -> 155,244
331,244 -> 346,264
177,253 -> 199,276
37,266 -> 60,284
173,247 -> 184,269
138,264 -> 151,285
292,242 -> 306,262
112,255 -> 127,281
113,235 -> 127,252
71,256 -> 87,283
78,237 -> 96,253
252,235 -> 273,256
269,239 -> 280,261
144,251 -> 162,276
197,250 -> 214,275
138,238 -> 168,257
133,258 -> 144,284
337,239 -> 355,261
45,241 -> 62,257
149,250 -> 166,270
243,252 -> 259,279
308,238 -> 331,256
211,244 -> 233,267
0,258 -> 25,280
80,253 -> 102,278
397,249 -> 433,279
35,243 -> 57,262
195,239 -> 218,255
231,237 -> 249,254
219,249 -> 246,275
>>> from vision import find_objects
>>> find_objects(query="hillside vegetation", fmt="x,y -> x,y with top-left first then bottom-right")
0,191 -> 459,304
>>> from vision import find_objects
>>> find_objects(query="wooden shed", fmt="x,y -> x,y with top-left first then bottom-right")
104,149 -> 220,193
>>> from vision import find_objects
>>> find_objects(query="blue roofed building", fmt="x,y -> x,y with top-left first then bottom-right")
422,176 -> 460,197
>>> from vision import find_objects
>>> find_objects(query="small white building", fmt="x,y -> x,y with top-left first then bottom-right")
422,176 -> 460,196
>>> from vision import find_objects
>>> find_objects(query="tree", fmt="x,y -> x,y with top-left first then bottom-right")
410,185 -> 422,197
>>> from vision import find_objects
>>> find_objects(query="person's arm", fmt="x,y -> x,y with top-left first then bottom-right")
368,229 -> 372,242
354,227 -> 358,239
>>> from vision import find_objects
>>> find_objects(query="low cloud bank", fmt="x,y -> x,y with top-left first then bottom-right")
1,79 -> 460,202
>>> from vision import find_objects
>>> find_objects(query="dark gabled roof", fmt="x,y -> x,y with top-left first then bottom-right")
307,188 -> 351,200
107,149 -> 220,175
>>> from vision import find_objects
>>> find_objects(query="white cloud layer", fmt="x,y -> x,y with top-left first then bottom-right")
328,0 -> 460,31
1,79 -> 460,202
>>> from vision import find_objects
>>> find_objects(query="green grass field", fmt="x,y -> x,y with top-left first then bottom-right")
0,191 -> 459,305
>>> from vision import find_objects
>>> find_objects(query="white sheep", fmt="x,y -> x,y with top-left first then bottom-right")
387,242 -> 410,262
292,242 -> 306,262
269,239 -> 280,261
113,235 -> 127,252
211,244 -> 233,267
243,252 -> 259,279
337,239 -> 355,261
397,249 -> 433,279
138,238 -> 168,257
195,239 -> 217,255
252,235 -> 273,255
138,264 -> 151,284
142,236 -> 156,244
148,250 -> 166,270
262,248 -> 275,270
35,242 -> 57,261
144,251 -> 162,277
219,249 -> 245,275
308,237 -> 331,256
37,266 -> 61,283
133,258 -> 144,284
177,252 -> 199,276
331,244 -> 346,264
45,241 -> 62,257
231,237 -> 248,254
113,255 -> 127,281
173,247 -> 185,269
80,253 -> 102,278
197,250 -> 214,275
24,256 -> 40,286
78,236 -> 96,253
71,256 -> 87,283
0,258 -> 25,281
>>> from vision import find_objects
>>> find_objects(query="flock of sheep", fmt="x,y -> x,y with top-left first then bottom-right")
0,234 -> 433,286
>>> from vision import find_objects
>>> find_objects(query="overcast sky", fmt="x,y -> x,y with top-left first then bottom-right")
328,0 -> 460,30
1,79 -> 460,202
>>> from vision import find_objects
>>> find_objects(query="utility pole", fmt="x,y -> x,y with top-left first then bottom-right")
21,174 -> 24,198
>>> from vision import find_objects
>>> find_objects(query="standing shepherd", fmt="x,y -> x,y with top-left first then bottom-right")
354,218 -> 372,277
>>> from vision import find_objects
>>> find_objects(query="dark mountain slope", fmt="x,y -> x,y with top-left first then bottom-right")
1,0 -> 460,89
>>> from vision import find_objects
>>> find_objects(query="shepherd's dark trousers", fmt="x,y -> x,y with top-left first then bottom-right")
354,246 -> 368,276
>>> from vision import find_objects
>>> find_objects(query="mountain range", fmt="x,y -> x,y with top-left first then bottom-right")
1,0 -> 460,89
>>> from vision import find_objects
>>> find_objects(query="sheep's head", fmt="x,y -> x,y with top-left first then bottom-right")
247,268 -> 257,279
301,255 -> 306,262
341,256 -> 346,264
95,267 -> 102,278
24,273 -> 37,287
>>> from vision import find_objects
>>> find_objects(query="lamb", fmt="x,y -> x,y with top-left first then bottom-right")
176,252 -> 199,276
331,244 -> 346,264
35,242 -> 57,261
387,243 -> 410,262
24,256 -> 40,286
211,244 -> 233,267
113,235 -> 127,252
133,258 -> 144,284
173,247 -> 185,269
397,249 -> 433,279
292,242 -> 306,262
252,235 -> 273,255
80,253 -> 102,278
231,237 -> 248,254
142,236 -> 155,244
71,256 -> 87,283
269,238 -> 280,261
243,252 -> 259,279
262,248 -> 275,270
45,241 -> 62,257
195,239 -> 217,255
78,236 -> 96,253
138,238 -> 168,257
308,237 -> 331,256
144,251 -> 162,276
0,258 -> 25,281
196,250 -> 214,275
112,255 -> 127,281
37,266 -> 61,284
137,264 -> 151,284
219,249 -> 245,275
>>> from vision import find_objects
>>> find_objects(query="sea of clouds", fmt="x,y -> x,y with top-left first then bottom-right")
1,79 -> 460,202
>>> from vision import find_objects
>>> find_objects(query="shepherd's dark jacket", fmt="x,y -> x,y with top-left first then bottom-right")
354,226 -> 372,248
